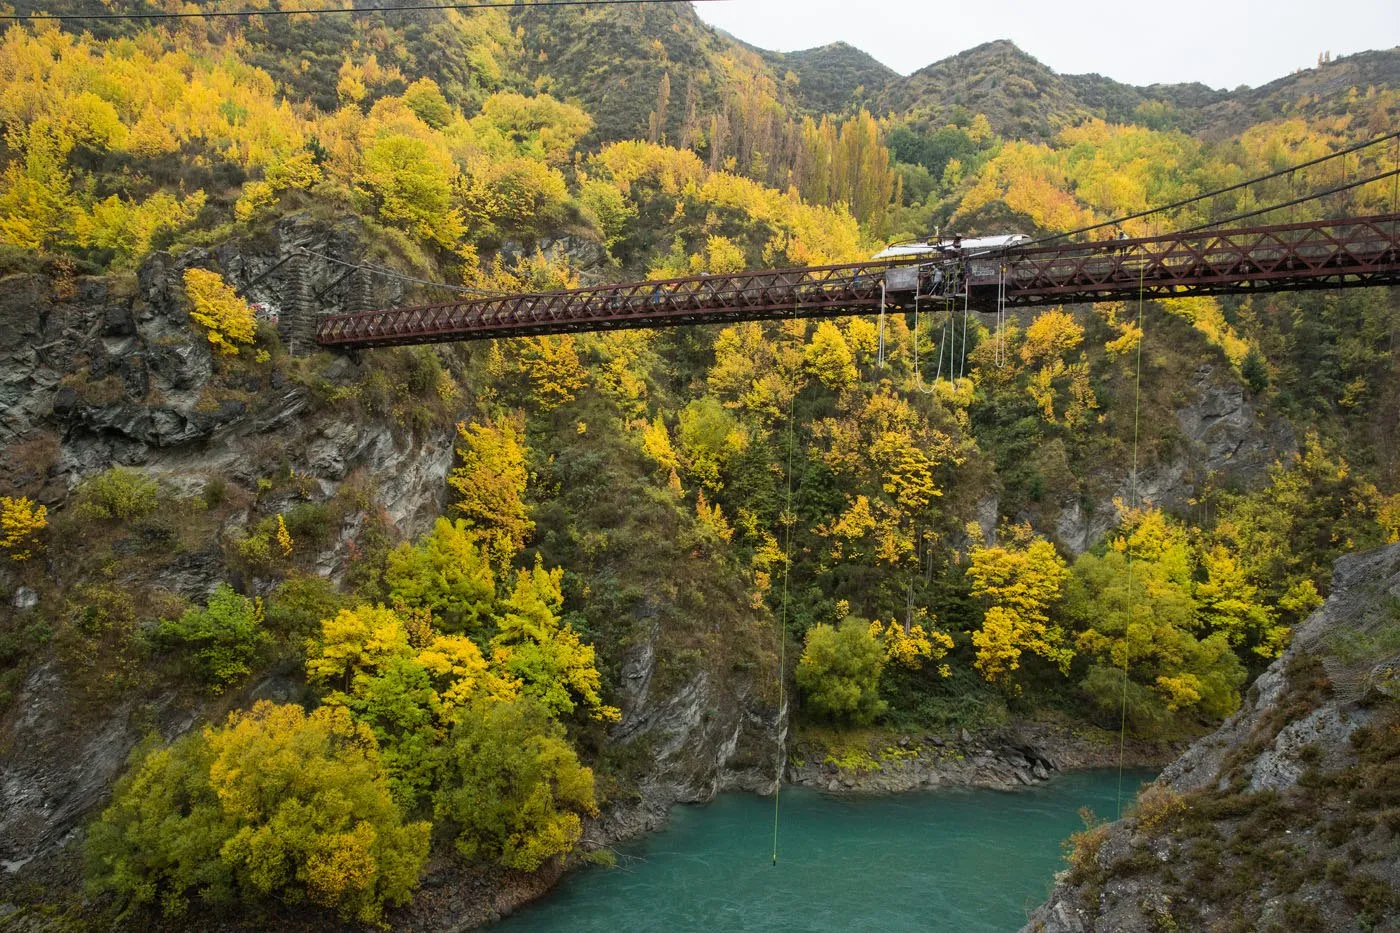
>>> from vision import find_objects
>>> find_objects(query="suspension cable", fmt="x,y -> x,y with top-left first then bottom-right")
1023,129 -> 1400,248
2,0 -> 727,21
298,247 -> 513,297
1171,166 -> 1400,236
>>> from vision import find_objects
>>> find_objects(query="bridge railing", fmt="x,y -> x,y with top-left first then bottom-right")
317,213 -> 1400,347
992,214 -> 1400,302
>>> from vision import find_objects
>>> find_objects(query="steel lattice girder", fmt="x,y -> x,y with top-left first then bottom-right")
316,214 -> 1400,348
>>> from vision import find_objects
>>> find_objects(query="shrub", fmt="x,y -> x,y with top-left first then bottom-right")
182,268 -> 256,355
263,574 -> 347,638
0,495 -> 47,560
433,698 -> 597,871
384,518 -> 495,631
795,617 -> 887,725
1131,783 -> 1188,833
1063,807 -> 1109,887
155,584 -> 267,691
74,467 -> 160,520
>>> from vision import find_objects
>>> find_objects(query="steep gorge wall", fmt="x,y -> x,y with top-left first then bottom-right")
1024,543 -> 1400,932
0,220 -> 781,922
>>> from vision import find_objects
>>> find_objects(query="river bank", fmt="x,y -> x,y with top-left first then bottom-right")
787,718 -> 1179,795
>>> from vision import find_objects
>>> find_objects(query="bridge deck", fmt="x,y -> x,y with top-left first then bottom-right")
316,214 -> 1400,348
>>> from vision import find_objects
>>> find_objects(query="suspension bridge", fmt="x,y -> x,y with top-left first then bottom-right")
314,213 -> 1400,349
310,131 -> 1400,350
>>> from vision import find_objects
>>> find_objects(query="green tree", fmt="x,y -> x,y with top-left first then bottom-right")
304,604 -> 516,808
352,133 -> 465,248
795,617 -> 886,725
1067,510 -> 1246,732
1240,346 -> 1270,394
676,397 -> 745,492
489,562 -> 619,722
402,78 -> 453,129
433,698 -> 597,872
74,467 -> 160,521
384,518 -> 496,631
156,584 -> 268,691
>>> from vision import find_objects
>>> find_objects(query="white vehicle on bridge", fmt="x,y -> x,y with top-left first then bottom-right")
872,233 -> 1032,260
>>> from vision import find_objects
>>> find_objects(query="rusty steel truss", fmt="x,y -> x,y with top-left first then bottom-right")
316,213 -> 1400,348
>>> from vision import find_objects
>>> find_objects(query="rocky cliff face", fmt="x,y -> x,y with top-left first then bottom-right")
0,220 -> 453,895
1053,359 -> 1295,556
1023,543 -> 1400,932
0,219 -> 781,924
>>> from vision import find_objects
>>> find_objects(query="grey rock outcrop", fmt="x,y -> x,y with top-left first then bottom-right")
1023,543 -> 1400,933
1053,360 -> 1294,555
0,225 -> 458,884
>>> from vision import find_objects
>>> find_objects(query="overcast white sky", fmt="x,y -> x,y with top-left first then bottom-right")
694,0 -> 1400,89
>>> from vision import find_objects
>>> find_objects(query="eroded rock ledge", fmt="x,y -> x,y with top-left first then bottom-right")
788,721 -> 1173,795
1022,543 -> 1400,933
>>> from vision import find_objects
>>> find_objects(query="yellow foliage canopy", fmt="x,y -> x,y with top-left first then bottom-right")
967,534 -> 1073,688
182,268 -> 256,355
448,415 -> 533,561
0,495 -> 47,561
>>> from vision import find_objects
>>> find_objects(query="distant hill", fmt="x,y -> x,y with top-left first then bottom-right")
11,1 -> 1396,146
877,40 -> 1226,138
877,39 -> 1400,141
510,2 -> 786,144
1192,45 -> 1400,138
757,41 -> 898,115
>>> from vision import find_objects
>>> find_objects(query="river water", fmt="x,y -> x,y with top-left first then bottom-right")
494,769 -> 1156,932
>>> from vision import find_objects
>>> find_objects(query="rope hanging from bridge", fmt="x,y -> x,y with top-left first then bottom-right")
877,282 -> 887,369
1115,263 -> 1149,820
957,272 -> 970,381
912,276 -> 935,395
771,308 -> 803,867
994,264 -> 1007,368
933,293 -> 952,386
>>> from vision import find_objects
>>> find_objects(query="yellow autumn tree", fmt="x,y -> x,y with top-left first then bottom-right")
804,321 -> 859,392
448,415 -> 533,561
0,495 -> 47,561
1019,310 -> 1097,426
489,561 -> 619,722
694,489 -> 734,542
967,531 -> 1073,689
869,614 -> 953,674
276,514 -> 294,556
305,603 -> 518,807
182,268 -> 257,355
1195,545 -> 1288,659
85,701 -> 430,924
516,335 -> 588,408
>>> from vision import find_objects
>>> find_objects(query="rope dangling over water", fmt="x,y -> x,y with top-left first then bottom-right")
772,310 -> 800,865
1116,262 -> 1148,820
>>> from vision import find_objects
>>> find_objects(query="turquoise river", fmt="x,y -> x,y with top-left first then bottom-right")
495,769 -> 1156,932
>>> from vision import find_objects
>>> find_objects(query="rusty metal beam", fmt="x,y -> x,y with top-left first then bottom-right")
316,214 -> 1400,348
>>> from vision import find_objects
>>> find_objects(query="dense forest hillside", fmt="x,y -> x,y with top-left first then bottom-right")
0,3 -> 1397,929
